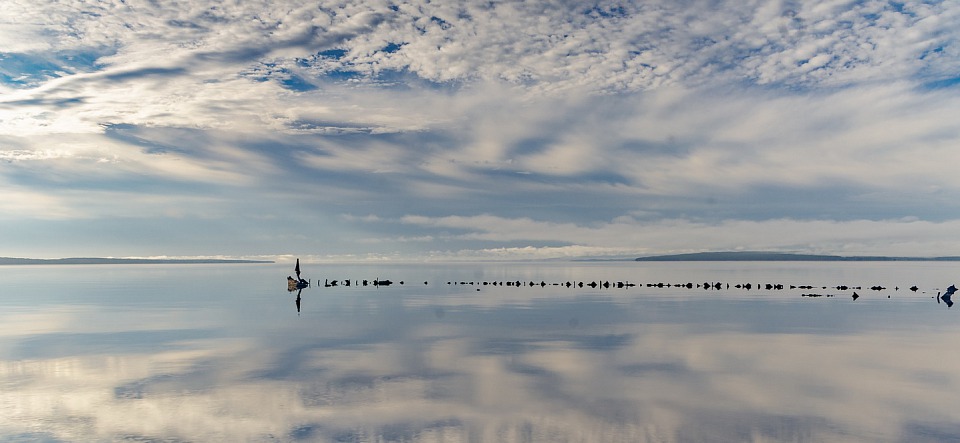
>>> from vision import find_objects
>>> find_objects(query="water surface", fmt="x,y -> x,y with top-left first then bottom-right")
1,262 -> 959,442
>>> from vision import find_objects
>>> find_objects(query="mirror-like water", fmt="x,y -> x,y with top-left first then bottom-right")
1,262 -> 958,442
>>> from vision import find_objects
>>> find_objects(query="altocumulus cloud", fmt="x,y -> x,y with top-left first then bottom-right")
1,0 -> 959,260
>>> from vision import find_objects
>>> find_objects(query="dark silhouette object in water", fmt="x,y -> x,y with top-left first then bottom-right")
852,292 -> 860,301
910,285 -> 919,292
940,285 -> 956,308
288,259 -> 309,291
295,288 -> 302,314
295,259 -> 308,286
288,276 -> 309,291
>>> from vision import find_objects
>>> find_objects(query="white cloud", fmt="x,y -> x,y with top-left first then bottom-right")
7,0 -> 956,98
392,213 -> 960,259
1,0 -> 960,258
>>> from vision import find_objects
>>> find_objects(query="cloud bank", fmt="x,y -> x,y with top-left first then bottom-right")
1,0 -> 959,260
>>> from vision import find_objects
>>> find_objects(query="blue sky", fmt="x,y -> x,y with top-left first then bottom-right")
2,0 -> 960,262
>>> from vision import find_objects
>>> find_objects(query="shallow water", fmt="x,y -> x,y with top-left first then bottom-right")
1,261 -> 959,442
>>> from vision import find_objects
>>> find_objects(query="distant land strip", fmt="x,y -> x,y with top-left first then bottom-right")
634,252 -> 960,261
0,257 -> 274,265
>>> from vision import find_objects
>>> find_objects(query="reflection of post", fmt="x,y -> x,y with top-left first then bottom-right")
941,285 -> 956,308
295,288 -> 302,314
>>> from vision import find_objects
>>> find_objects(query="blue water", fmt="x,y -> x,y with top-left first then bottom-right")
1,262 -> 959,442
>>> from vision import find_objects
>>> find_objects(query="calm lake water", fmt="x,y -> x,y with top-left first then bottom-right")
1,261 -> 959,442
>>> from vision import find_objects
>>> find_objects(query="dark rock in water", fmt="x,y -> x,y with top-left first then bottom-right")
910,285 -> 919,292
852,292 -> 860,300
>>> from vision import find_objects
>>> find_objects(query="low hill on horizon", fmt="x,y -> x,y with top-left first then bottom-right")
0,257 -> 273,265
635,251 -> 960,261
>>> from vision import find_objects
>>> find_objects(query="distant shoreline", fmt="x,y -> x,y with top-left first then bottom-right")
0,257 -> 274,265
634,252 -> 960,262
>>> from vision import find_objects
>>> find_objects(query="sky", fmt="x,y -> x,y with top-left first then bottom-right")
1,0 -> 960,262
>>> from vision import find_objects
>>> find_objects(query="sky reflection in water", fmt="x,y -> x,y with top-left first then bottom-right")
1,262 -> 959,442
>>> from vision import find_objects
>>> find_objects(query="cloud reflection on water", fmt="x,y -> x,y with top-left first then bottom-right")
2,262 -> 960,441
3,308 -> 960,441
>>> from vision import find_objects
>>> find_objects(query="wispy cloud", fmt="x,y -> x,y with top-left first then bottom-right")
1,0 -> 959,259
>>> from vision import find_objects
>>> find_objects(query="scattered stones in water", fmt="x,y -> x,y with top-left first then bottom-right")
308,278 -> 938,300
